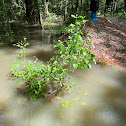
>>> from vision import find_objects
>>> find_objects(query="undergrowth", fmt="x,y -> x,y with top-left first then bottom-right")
10,15 -> 96,100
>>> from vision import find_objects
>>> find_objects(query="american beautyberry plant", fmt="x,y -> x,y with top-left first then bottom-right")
10,15 -> 96,100
54,15 -> 96,72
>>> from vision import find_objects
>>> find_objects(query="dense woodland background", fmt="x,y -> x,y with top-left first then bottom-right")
0,0 -> 126,24
0,0 -> 126,44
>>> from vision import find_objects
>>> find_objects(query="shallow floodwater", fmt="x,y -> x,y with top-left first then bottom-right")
0,26 -> 126,126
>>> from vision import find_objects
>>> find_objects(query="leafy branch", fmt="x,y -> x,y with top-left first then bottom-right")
10,15 -> 96,100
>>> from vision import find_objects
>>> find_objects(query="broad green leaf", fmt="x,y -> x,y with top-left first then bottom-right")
71,15 -> 76,18
73,64 -> 78,69
78,16 -> 83,19
87,64 -> 92,68
62,104 -> 68,108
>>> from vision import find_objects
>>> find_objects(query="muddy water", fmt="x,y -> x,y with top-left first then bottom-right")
0,27 -> 126,126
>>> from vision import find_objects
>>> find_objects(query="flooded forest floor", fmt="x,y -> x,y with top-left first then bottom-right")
0,17 -> 126,126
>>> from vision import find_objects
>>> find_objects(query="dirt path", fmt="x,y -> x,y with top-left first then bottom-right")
85,17 -> 126,70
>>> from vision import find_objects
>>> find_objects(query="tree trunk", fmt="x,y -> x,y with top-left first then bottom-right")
124,0 -> 126,9
113,0 -> 118,12
104,0 -> 113,13
106,0 -> 113,6
71,0 -> 74,14
76,0 -> 79,13
45,1 -> 50,17
24,0 -> 40,22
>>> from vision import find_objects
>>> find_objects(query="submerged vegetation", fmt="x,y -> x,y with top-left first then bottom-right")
10,15 -> 96,100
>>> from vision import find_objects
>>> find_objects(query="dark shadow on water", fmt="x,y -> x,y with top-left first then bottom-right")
27,46 -> 56,62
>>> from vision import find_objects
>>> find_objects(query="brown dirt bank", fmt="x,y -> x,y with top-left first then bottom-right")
84,17 -> 126,70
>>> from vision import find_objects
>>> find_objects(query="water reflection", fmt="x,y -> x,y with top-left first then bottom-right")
26,44 -> 56,62
0,28 -> 126,126
0,23 -> 56,47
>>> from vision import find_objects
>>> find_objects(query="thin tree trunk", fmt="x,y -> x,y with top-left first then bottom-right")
114,0 -> 118,12
124,0 -> 126,9
65,0 -> 67,16
45,1 -> 50,17
81,0 -> 82,9
104,0 -> 113,13
60,0 -> 63,13
71,0 -> 74,14
51,0 -> 54,12
76,0 -> 79,13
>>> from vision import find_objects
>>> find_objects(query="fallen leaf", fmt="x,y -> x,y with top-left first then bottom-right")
18,99 -> 20,103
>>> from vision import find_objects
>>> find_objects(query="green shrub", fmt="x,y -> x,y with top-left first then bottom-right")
10,15 -> 96,100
